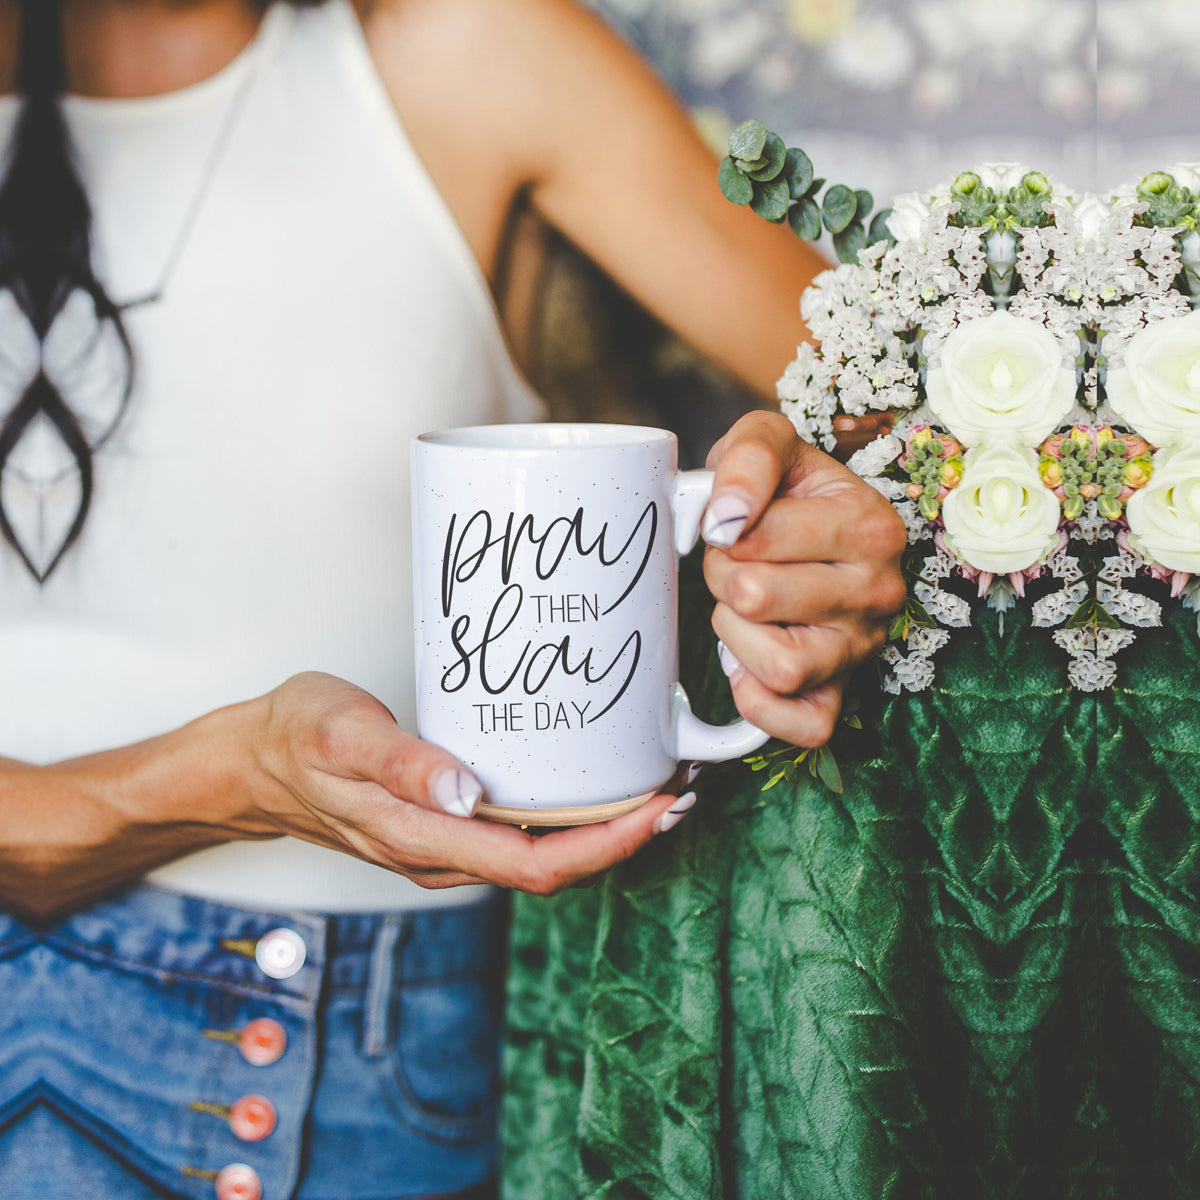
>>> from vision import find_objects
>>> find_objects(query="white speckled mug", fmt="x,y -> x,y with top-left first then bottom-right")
411,423 -> 768,825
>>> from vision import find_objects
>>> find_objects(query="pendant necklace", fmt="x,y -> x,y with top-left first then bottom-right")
117,18 -> 270,311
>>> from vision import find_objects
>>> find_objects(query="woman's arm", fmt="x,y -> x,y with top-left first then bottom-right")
361,0 -> 825,400
0,676 -> 683,922
362,0 -> 905,731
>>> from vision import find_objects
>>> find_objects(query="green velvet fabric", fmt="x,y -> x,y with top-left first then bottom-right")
501,557 -> 1200,1199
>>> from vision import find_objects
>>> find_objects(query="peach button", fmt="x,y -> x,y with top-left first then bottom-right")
214,1163 -> 261,1200
229,1094 -> 277,1142
239,1018 -> 287,1067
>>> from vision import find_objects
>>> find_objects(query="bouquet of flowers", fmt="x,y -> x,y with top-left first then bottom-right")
722,123 -> 1200,693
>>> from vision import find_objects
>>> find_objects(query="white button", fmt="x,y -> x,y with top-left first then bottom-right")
255,928 -> 306,980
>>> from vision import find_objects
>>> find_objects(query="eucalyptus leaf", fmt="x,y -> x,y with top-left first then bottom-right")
783,147 -> 814,198
855,189 -> 874,218
822,184 -> 857,234
807,177 -> 826,198
718,157 -> 753,206
750,176 -> 790,222
815,745 -> 844,794
748,132 -> 787,182
833,221 -> 868,263
729,118 -> 768,163
788,196 -> 822,240
869,208 -> 895,245
736,155 -> 769,174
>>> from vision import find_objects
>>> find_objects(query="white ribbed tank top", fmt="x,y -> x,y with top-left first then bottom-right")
0,1 -> 542,911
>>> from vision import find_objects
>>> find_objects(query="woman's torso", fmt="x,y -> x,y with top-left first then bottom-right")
0,0 -> 542,910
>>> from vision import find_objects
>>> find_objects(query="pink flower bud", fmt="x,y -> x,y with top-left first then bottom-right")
940,457 -> 964,488
1124,458 -> 1153,489
1040,458 -> 1064,488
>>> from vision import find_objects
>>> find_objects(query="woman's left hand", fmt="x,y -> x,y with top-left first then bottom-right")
701,411 -> 907,748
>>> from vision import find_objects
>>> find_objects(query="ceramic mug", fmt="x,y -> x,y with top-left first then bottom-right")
411,423 -> 769,824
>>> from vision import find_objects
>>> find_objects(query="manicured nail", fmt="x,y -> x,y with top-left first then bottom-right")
684,761 -> 702,786
716,639 -> 743,679
654,792 -> 696,834
431,768 -> 482,818
702,491 -> 751,547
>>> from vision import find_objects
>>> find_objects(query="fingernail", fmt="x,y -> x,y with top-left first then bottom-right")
654,792 -> 696,834
702,491 -> 751,547
716,639 -> 743,679
684,761 -> 702,786
431,768 -> 482,818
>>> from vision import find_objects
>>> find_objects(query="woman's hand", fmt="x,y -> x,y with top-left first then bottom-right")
700,412 -> 907,747
832,412 -> 895,459
234,672 -> 683,894
0,673 -> 688,922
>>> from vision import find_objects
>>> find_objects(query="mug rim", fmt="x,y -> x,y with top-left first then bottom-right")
416,423 -> 675,451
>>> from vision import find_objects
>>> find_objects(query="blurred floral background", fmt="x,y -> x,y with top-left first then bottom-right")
527,0 -> 1199,459
585,0 -> 1198,194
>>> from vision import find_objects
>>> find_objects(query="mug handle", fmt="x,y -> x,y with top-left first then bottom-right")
669,470 -> 771,762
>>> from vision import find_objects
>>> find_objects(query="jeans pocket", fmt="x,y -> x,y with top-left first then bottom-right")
381,976 -> 501,1145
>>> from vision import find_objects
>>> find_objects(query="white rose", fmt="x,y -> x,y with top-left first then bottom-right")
1168,162 -> 1200,192
974,162 -> 1028,192
942,444 -> 1062,574
926,311 -> 1077,447
1106,309 -> 1200,448
1071,192 -> 1109,245
1125,445 -> 1200,574
886,192 -> 931,243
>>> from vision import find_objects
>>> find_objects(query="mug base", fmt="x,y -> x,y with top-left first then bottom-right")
476,791 -> 654,827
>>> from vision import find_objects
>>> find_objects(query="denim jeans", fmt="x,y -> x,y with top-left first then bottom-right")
0,885 -> 504,1200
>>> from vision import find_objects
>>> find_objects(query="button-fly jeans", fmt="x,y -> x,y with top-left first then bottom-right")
0,885 -> 504,1200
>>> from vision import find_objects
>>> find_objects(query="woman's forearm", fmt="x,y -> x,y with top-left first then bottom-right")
0,703 -> 255,922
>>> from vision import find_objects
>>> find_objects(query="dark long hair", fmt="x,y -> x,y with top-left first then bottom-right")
0,0 -> 321,582
0,0 -> 133,581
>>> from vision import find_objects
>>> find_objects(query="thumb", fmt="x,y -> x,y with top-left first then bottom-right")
702,411 -> 798,548
322,706 -> 484,819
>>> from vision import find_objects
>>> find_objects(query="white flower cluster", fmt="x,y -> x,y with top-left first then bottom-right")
778,163 -> 1200,694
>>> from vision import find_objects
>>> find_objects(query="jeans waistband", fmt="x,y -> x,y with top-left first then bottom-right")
30,883 -> 503,1007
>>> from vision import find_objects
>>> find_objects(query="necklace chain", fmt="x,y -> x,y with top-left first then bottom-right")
118,22 -> 268,312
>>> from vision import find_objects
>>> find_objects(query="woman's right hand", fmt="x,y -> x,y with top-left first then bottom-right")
0,672 -> 686,922
225,671 -> 685,894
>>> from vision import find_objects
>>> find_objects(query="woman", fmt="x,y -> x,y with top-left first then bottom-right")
0,1 -> 905,1197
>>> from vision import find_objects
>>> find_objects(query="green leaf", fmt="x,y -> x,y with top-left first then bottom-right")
806,177 -> 826,198
815,745 -> 843,794
845,714 -> 863,729
783,147 -> 814,199
736,154 -> 769,173
788,196 -> 822,240
750,176 -> 790,222
855,189 -> 874,218
821,184 -> 858,234
762,769 -> 787,791
1064,599 -> 1121,631
833,221 -> 867,263
868,208 -> 895,244
718,157 -> 753,206
748,132 -> 787,182
729,118 -> 768,163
